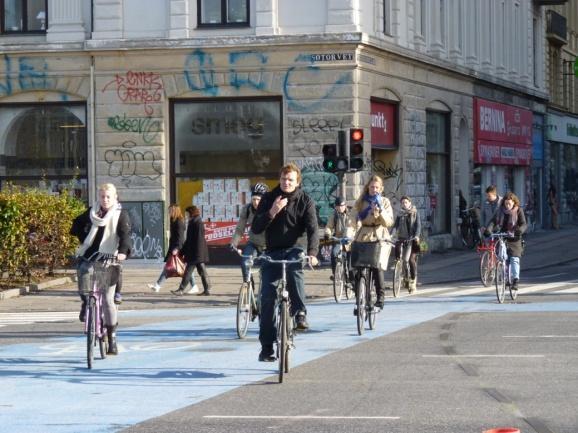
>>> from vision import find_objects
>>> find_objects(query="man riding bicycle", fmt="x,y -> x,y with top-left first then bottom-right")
481,185 -> 502,235
230,183 -> 269,282
252,163 -> 319,362
324,196 -> 355,279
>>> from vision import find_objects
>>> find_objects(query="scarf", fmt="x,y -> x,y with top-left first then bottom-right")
358,193 -> 383,221
76,202 -> 122,257
397,205 -> 417,239
498,205 -> 519,232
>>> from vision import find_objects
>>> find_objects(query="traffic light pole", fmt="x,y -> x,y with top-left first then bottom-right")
338,170 -> 346,202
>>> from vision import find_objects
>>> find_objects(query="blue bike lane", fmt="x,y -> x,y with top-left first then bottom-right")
2,295 -> 578,433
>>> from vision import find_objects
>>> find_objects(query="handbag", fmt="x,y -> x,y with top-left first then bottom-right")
350,241 -> 382,268
164,254 -> 186,278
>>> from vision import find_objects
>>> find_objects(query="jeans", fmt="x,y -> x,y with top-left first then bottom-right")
394,240 -> 418,280
241,242 -> 261,282
155,268 -> 168,286
259,247 -> 306,347
179,262 -> 211,292
509,256 -> 520,280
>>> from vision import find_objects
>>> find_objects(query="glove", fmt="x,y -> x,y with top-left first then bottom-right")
514,229 -> 521,237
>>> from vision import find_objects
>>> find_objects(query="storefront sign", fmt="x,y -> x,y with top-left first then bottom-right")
546,112 -> 578,145
474,98 -> 533,165
204,222 -> 248,245
310,53 -> 354,62
370,100 -> 397,149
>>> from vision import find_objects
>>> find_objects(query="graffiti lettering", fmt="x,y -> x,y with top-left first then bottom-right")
102,71 -> 163,115
229,51 -> 267,90
130,233 -> 163,260
104,141 -> 162,182
184,50 -> 218,96
107,114 -> 161,144
0,55 -> 56,96
290,138 -> 323,158
291,117 -> 346,136
301,168 -> 339,225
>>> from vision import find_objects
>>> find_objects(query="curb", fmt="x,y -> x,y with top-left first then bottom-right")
0,286 -> 29,300
30,276 -> 74,293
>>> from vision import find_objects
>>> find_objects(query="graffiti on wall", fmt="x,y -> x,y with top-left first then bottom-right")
104,140 -> 162,187
102,71 -> 163,115
300,167 -> 339,225
124,201 -> 164,260
0,55 -> 58,96
107,113 -> 161,144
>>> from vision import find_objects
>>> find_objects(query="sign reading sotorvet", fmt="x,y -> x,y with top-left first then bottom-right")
310,53 -> 355,62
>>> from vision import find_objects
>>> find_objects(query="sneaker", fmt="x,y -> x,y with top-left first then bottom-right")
148,283 -> 161,292
374,299 -> 384,309
183,284 -> 200,295
258,345 -> 276,362
114,293 -> 122,305
171,288 -> 185,296
295,312 -> 309,331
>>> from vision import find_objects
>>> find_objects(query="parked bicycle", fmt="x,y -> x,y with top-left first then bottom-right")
236,252 -> 260,339
458,206 -> 481,249
84,253 -> 119,369
392,237 -> 417,297
253,253 -> 312,383
329,236 -> 353,303
477,237 -> 497,287
491,232 -> 518,303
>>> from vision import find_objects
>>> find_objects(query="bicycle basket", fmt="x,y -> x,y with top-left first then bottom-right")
350,241 -> 382,268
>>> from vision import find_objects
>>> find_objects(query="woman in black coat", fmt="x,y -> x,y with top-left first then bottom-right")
148,204 -> 186,292
172,205 -> 212,296
486,191 -> 527,290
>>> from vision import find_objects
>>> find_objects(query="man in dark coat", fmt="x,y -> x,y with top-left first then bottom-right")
251,162 -> 319,362
172,205 -> 212,296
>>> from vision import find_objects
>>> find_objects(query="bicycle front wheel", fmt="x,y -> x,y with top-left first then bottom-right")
236,283 -> 251,339
392,260 -> 402,297
99,314 -> 107,359
333,260 -> 344,303
495,262 -> 506,304
278,300 -> 289,383
461,223 -> 474,249
367,271 -> 377,330
509,270 -> 518,301
480,251 -> 492,287
356,274 -> 366,335
86,299 -> 96,369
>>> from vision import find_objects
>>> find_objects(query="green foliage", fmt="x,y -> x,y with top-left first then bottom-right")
0,188 -> 86,283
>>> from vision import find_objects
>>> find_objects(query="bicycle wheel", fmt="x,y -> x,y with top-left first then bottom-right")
98,313 -> 107,359
495,262 -> 506,304
509,268 -> 518,301
333,260 -> 344,303
278,300 -> 288,383
460,223 -> 474,249
392,260 -> 402,297
236,283 -> 251,339
480,251 -> 492,287
86,299 -> 96,369
343,260 -> 352,300
367,271 -> 377,330
356,273 -> 366,335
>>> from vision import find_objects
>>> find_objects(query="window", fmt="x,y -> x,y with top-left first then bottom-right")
383,0 -> 392,36
1,0 -> 47,33
198,0 -> 248,27
0,103 -> 88,201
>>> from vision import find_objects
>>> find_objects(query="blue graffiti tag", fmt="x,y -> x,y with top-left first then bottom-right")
184,49 -> 219,96
0,55 -> 56,96
229,51 -> 268,91
0,55 -> 13,96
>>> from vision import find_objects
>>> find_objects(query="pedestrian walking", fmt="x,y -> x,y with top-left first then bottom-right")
547,184 -> 559,230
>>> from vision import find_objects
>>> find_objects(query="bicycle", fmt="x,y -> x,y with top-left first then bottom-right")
236,251 -> 260,339
458,206 -> 481,249
477,237 -> 497,287
84,253 -> 119,369
392,237 -> 417,297
491,232 -> 518,303
329,236 -> 353,303
252,252 -> 312,383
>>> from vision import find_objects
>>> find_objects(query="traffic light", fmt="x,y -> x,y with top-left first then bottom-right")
349,128 -> 364,171
322,142 -> 348,172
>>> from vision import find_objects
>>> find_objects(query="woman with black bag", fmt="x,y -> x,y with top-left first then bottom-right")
351,175 -> 394,308
148,204 -> 188,292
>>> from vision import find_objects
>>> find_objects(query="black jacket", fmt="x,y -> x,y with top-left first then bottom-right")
487,206 -> 527,257
70,207 -> 132,259
180,215 -> 210,265
165,217 -> 186,262
252,186 -> 319,256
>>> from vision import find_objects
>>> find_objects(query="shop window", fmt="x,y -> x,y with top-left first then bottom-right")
1,0 -> 47,33
0,103 -> 88,201
197,0 -> 248,27
426,110 -> 451,234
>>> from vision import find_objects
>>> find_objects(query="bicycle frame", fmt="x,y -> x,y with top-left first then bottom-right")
236,253 -> 260,339
477,237 -> 497,287
353,265 -> 379,335
490,233 -> 514,303
329,236 -> 352,302
392,237 -> 415,297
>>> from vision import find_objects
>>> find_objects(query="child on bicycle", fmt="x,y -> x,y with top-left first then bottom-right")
484,191 -> 527,291
392,195 -> 421,293
324,196 -> 355,279
230,183 -> 269,282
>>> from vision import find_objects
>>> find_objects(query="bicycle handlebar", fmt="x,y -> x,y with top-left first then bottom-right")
329,236 -> 352,245
86,252 -> 120,265
489,232 -> 514,239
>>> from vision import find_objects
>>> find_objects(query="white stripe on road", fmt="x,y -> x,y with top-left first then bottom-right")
503,335 -> 578,338
535,273 -> 567,279
422,354 -> 544,358
203,415 -> 401,420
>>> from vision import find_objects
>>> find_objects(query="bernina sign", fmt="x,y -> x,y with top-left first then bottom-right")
474,98 -> 533,166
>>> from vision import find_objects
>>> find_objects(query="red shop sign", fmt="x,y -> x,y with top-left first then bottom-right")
204,221 -> 248,245
473,98 -> 533,165
370,100 -> 397,149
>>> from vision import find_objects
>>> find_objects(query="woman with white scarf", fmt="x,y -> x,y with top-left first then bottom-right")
70,183 -> 131,355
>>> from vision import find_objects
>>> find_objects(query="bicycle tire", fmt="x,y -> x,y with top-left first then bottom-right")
460,222 -> 474,249
356,273 -> 366,335
86,299 -> 96,369
333,261 -> 344,303
344,261 -> 352,300
99,313 -> 107,359
278,300 -> 288,383
236,283 -> 251,339
480,251 -> 492,287
509,269 -> 518,301
495,262 -> 506,304
392,260 -> 402,297
367,270 -> 376,330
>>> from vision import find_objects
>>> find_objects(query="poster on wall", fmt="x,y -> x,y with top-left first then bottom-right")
370,99 -> 397,150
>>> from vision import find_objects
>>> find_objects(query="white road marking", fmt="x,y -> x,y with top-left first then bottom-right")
535,273 -> 566,279
422,354 -> 544,358
503,335 -> 578,339
203,415 -> 401,420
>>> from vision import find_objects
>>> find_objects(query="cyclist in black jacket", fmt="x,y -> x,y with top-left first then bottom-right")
251,162 -> 319,362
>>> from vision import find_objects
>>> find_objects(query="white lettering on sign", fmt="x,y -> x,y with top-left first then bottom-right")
479,144 -> 501,159
371,111 -> 387,133
310,53 -> 355,62
480,106 -> 506,133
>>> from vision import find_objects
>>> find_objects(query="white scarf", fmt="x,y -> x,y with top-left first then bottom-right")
76,203 -> 122,257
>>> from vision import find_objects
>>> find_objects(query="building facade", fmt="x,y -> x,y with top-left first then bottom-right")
0,0 -> 554,260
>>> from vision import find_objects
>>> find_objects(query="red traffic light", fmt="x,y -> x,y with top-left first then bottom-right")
350,128 -> 363,142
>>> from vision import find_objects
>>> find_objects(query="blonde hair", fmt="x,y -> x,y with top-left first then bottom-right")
168,204 -> 184,222
355,175 -> 384,211
98,183 -> 118,197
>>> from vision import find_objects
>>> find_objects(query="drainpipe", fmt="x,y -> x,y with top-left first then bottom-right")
89,55 -> 96,204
